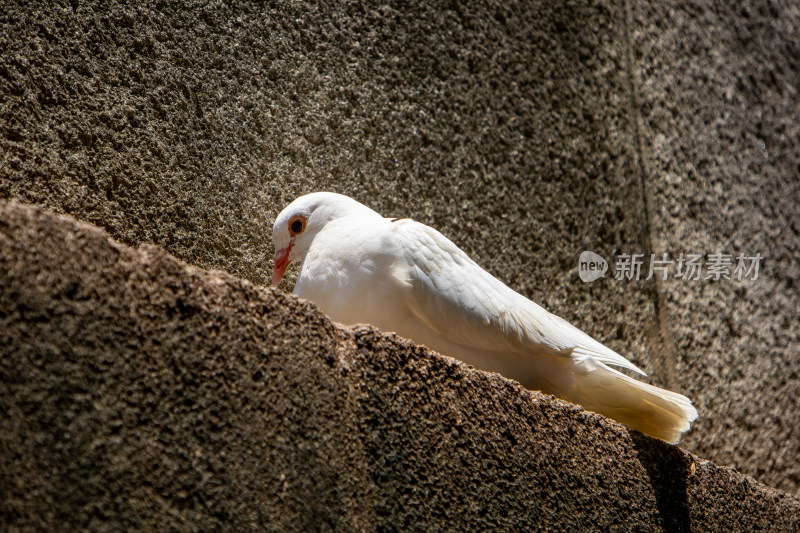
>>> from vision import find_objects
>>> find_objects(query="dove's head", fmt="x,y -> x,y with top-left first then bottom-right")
271,192 -> 378,286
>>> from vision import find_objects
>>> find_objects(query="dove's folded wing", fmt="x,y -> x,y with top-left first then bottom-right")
393,219 -> 645,376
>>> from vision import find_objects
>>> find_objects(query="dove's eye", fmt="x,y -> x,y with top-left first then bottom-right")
289,215 -> 306,236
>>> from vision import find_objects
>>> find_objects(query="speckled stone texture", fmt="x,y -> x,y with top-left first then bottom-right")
2,203 -> 799,531
631,1 -> 800,495
0,0 -> 798,501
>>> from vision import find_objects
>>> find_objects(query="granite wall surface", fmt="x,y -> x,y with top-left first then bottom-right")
2,203 -> 798,530
1,0 -> 798,501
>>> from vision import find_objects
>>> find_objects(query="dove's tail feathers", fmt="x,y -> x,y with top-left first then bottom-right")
565,363 -> 698,444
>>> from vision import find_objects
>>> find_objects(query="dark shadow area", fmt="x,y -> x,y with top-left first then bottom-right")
631,431 -> 692,533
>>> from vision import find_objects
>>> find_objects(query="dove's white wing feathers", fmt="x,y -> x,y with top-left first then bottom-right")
392,220 -> 645,376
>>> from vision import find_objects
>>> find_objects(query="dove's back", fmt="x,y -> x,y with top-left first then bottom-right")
294,211 -> 697,443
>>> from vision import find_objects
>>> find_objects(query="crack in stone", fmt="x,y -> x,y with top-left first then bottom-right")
620,0 -> 679,389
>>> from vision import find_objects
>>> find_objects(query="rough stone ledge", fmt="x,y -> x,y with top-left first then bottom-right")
2,201 -> 798,531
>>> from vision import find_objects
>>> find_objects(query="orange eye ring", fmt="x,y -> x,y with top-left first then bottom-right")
289,215 -> 306,236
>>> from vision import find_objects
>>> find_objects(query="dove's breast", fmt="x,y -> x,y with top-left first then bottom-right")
294,218 -> 415,330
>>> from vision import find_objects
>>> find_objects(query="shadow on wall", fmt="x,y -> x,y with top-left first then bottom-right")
632,432 -> 691,532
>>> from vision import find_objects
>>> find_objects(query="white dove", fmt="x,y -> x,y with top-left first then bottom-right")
272,192 -> 698,443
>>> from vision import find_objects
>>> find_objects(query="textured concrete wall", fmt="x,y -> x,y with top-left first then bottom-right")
1,0 -> 798,497
2,203 -> 799,530
631,1 -> 800,493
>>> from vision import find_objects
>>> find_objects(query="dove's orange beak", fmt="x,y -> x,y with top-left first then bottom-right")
272,245 -> 292,287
